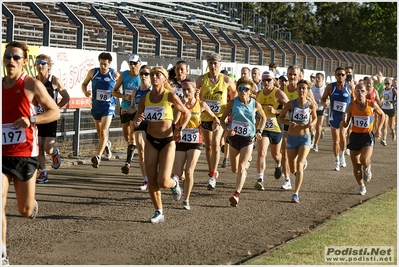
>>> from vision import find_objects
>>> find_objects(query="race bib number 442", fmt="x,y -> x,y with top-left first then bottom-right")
144,106 -> 165,121
2,123 -> 26,145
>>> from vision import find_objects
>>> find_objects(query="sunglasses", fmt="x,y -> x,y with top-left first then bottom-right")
385,83 -> 391,85
336,73 -> 346,77
356,89 -> 366,93
129,62 -> 139,66
238,86 -> 250,92
262,78 -> 273,82
36,61 -> 47,65
140,72 -> 150,77
4,53 -> 23,60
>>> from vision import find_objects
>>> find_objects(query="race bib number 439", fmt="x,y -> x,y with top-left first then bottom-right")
181,128 -> 200,143
2,123 -> 26,145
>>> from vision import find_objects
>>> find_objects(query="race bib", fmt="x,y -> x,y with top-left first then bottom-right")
292,107 -> 310,123
144,106 -> 165,121
205,100 -> 222,114
37,104 -> 45,114
353,116 -> 370,129
181,128 -> 200,143
265,117 -> 275,129
2,123 -> 26,145
333,100 -> 347,112
231,120 -> 250,136
96,89 -> 111,101
125,89 -> 133,96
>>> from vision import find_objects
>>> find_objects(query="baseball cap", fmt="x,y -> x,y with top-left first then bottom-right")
310,72 -> 316,77
129,54 -> 141,63
228,73 -> 236,81
279,75 -> 288,81
262,71 -> 275,79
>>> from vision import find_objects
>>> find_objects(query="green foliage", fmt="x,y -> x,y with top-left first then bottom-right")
240,2 -> 397,59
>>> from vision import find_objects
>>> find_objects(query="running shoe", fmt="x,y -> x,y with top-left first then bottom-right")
392,132 -> 396,142
207,177 -> 216,190
182,200 -> 191,210
149,211 -> 164,223
333,161 -> 340,171
303,159 -> 308,170
254,178 -> 265,191
29,200 -> 38,219
2,255 -> 9,266
91,155 -> 101,168
312,144 -> 318,152
245,161 -> 250,171
221,145 -> 225,153
358,184 -> 367,196
274,165 -> 282,179
362,165 -> 372,182
139,181 -> 148,191
121,163 -> 130,174
36,172 -> 48,184
320,129 -> 325,139
291,193 -> 299,203
104,140 -> 112,160
345,148 -> 350,156
229,193 -> 239,207
281,178 -> 292,190
51,147 -> 61,169
171,176 -> 182,201
221,158 -> 228,168
380,139 -> 387,146
339,155 -> 346,168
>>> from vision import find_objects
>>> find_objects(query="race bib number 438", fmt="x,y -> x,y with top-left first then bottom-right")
2,123 -> 26,145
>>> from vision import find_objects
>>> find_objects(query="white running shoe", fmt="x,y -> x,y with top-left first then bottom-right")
312,144 -> 318,152
358,184 -> 366,195
345,148 -> 350,155
171,176 -> 182,201
362,165 -> 372,182
303,159 -> 308,170
281,178 -> 292,190
333,161 -> 340,171
149,211 -> 164,223
104,140 -> 112,160
207,177 -> 216,190
339,155 -> 346,168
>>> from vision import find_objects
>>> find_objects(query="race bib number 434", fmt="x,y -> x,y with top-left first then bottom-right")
2,123 -> 26,145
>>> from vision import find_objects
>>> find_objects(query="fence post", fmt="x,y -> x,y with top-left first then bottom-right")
73,108 -> 81,156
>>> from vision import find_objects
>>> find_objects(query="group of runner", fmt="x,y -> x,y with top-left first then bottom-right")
2,41 -> 396,264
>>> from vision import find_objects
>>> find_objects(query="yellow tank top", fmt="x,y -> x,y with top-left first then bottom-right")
200,73 -> 228,121
144,90 -> 173,121
257,87 -> 282,133
180,99 -> 202,144
283,86 -> 298,121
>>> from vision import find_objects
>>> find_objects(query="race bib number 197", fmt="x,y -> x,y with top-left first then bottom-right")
2,123 -> 26,145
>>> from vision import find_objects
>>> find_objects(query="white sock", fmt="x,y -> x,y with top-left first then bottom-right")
335,156 -> 339,162
2,245 -> 6,257
339,151 -> 344,157
41,169 -> 47,174
156,209 -> 163,215
257,173 -> 264,180
276,162 -> 281,167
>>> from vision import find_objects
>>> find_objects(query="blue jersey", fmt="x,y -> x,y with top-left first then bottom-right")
134,86 -> 152,124
229,97 -> 256,137
91,68 -> 117,111
329,82 -> 351,128
121,70 -> 140,109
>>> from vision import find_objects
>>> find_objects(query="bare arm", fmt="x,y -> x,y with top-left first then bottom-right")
201,101 -> 220,130
341,103 -> 353,128
220,100 -> 234,136
81,69 -> 94,97
111,74 -> 128,99
321,84 -> 332,108
278,101 -> 293,126
225,75 -> 237,98
53,76 -> 70,108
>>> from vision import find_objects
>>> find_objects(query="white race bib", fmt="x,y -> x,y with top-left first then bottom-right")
2,123 -> 26,145
144,106 -> 165,121
353,116 -> 370,128
265,117 -> 275,129
292,107 -> 310,123
181,128 -> 200,143
333,100 -> 347,112
205,100 -> 222,114
125,89 -> 133,96
96,89 -> 111,102
231,120 -> 250,136
37,104 -> 45,114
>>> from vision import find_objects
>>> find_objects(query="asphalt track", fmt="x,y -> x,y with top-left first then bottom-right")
5,129 -> 397,265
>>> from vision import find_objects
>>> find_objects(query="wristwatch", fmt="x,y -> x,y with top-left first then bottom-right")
177,125 -> 183,131
29,116 -> 37,125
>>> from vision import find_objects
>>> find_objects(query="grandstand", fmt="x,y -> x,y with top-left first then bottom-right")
2,1 -> 397,76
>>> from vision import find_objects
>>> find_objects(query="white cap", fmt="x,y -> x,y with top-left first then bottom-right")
310,72 -> 316,77
129,54 -> 141,63
262,71 -> 275,79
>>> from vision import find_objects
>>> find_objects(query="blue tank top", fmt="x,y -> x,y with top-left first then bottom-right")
291,99 -> 311,124
91,68 -> 116,111
229,97 -> 256,137
121,70 -> 140,109
329,82 -> 351,116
